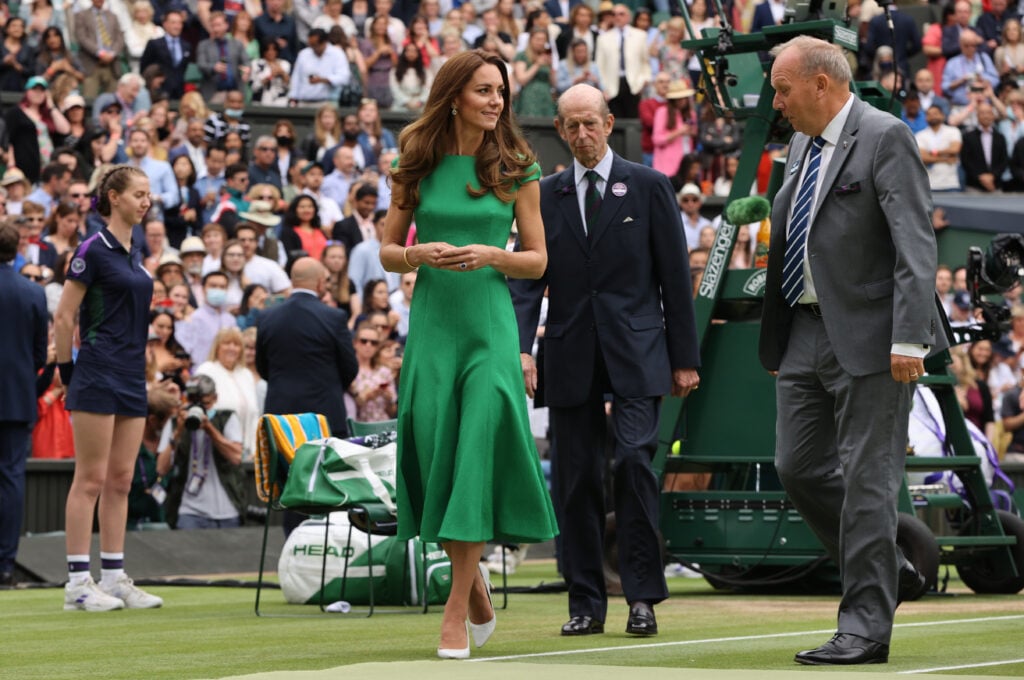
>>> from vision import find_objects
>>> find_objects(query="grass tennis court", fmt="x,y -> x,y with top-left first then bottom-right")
1,561 -> 1022,680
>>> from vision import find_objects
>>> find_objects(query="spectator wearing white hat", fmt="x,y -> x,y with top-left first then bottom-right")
237,198 -> 287,268
1,169 -> 31,216
677,183 -> 710,251
179,236 -> 207,307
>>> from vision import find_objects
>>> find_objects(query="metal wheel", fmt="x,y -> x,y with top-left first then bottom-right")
956,510 -> 1024,594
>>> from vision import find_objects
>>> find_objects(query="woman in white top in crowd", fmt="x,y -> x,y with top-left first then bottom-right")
123,1 -> 164,75
390,42 -> 432,112
194,327 -> 259,460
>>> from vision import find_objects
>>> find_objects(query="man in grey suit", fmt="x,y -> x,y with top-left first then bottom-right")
196,11 -> 251,105
759,36 -> 946,665
73,0 -> 125,99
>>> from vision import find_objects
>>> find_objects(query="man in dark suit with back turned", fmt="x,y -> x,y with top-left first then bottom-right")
760,36 -> 945,665
511,84 -> 700,638
256,257 -> 358,439
0,222 -> 48,586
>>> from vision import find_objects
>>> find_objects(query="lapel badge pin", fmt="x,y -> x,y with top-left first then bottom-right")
842,140 -> 849,149
611,182 -> 627,197
790,162 -> 800,174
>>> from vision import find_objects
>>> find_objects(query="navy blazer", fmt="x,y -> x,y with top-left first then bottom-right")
961,127 -> 1009,191
544,0 -> 581,22
750,1 -> 779,32
255,292 -> 358,436
511,155 -> 700,407
0,263 -> 48,424
140,36 -> 192,100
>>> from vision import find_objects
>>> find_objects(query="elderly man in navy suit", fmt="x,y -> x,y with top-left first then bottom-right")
511,84 -> 700,638
0,222 -> 48,586
760,36 -> 944,665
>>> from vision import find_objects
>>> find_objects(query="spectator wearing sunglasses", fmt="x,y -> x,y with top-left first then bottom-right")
677,183 -> 711,251
248,136 -> 283,191
348,321 -> 397,422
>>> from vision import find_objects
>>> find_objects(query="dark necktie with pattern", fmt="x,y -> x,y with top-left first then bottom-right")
584,169 -> 602,239
782,136 -> 826,306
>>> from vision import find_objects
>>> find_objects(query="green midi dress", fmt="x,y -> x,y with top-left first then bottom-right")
395,155 -> 559,545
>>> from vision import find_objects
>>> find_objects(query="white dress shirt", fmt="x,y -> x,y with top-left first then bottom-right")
573,146 -> 614,234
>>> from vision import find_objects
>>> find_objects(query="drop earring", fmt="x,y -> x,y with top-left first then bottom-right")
451,105 -> 457,116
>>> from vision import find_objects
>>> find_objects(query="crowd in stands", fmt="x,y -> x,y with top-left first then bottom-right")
9,0 -> 1024,527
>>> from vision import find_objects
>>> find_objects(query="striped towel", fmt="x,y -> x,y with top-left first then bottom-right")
255,413 -> 331,502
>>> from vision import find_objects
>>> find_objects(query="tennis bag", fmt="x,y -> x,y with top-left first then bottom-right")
278,513 -> 452,606
278,437 -> 397,513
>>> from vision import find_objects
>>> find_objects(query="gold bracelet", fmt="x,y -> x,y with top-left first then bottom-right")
403,247 -> 417,270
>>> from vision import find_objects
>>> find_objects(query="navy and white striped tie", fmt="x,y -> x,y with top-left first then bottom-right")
781,136 -> 826,307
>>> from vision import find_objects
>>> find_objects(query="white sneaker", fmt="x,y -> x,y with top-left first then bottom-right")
486,545 -> 528,575
664,562 -> 703,579
64,577 -> 125,612
98,574 -> 163,609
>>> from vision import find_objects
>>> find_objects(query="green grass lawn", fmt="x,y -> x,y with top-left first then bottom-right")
1,563 -> 1022,680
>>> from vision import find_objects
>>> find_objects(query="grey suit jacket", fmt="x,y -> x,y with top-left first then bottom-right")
72,8 -> 125,75
759,96 -> 947,376
195,37 -> 251,101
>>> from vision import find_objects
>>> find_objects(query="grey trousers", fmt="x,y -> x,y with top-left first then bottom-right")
775,307 -> 912,646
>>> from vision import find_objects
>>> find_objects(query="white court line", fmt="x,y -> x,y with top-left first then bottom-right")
469,614 -> 1024,664
899,658 -> 1024,674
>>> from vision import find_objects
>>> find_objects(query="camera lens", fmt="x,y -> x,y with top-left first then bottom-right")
184,405 -> 205,431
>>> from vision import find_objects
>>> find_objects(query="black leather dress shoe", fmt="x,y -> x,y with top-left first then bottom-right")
897,563 -> 928,605
561,615 -> 604,636
625,602 -> 658,636
795,633 -> 889,665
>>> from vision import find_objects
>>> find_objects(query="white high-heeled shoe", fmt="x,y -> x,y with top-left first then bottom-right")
469,562 -> 496,648
437,621 -> 470,660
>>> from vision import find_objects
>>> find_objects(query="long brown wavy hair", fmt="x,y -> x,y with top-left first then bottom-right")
391,49 -> 537,209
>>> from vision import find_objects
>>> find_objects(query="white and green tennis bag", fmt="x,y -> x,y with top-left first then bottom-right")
278,512 -> 452,606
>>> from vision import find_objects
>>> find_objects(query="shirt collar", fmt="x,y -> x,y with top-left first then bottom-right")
574,146 -> 614,189
292,288 -> 319,297
818,93 -> 855,149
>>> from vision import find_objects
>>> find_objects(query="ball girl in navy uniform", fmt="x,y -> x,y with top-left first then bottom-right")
55,165 -> 164,612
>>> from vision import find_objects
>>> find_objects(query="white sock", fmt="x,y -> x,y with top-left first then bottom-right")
67,554 -> 91,585
99,552 -> 125,587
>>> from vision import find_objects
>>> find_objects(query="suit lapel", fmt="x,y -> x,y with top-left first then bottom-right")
553,168 -> 589,252
814,98 -> 861,217
589,155 -> 628,248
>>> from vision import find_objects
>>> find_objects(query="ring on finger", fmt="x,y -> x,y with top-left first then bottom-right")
459,262 -> 467,270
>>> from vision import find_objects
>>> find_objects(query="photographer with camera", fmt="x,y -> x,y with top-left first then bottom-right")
163,375 -> 245,530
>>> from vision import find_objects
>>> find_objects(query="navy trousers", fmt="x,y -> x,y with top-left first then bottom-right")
0,422 -> 31,573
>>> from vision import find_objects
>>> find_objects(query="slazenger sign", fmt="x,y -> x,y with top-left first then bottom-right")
698,221 -> 736,298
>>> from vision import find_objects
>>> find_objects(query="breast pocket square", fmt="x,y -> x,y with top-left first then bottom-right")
623,217 -> 635,223
833,182 -> 861,196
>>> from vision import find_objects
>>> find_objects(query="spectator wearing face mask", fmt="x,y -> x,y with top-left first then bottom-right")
175,271 -> 237,366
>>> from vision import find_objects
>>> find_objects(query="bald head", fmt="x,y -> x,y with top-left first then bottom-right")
558,83 -> 609,120
556,84 -> 614,169
291,257 -> 327,292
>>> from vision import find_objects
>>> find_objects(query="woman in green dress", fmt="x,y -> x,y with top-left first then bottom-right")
513,28 -> 557,118
380,49 -> 557,659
